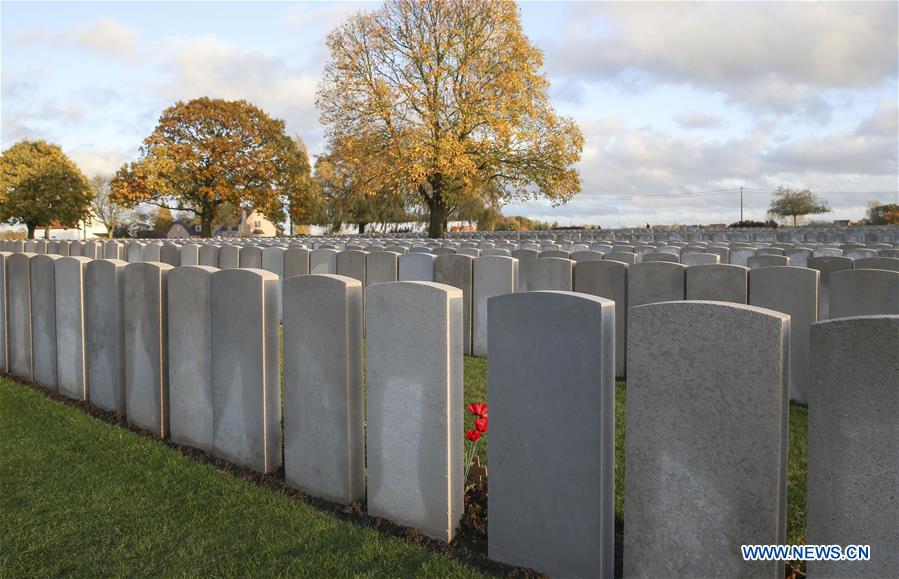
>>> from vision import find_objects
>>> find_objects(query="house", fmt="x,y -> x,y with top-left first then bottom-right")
38,216 -> 108,240
214,208 -> 279,237
167,221 -> 201,238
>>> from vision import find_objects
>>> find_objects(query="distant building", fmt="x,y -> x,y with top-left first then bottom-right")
214,208 -> 278,237
167,221 -> 200,239
832,220 -> 852,227
38,216 -> 108,240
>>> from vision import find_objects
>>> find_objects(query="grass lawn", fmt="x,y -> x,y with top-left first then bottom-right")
2,356 -> 808,575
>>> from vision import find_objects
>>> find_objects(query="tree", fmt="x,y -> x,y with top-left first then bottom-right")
865,201 -> 899,225
285,136 -> 324,233
111,97 -> 308,237
89,174 -> 126,238
0,140 -> 92,238
767,186 -> 830,227
317,0 -> 584,238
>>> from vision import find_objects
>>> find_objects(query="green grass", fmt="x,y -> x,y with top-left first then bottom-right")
1,356 -> 810,575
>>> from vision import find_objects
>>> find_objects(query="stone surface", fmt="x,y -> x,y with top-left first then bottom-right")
336,250 -> 367,285
366,251 -> 398,286
284,246 -> 310,278
570,250 -> 605,263
262,246 -> 286,278
0,253 -> 7,373
807,316 -> 898,578
55,257 -> 91,400
625,301 -> 789,578
526,257 -> 573,291
854,256 -> 899,272
808,255 -> 854,320
604,251 -> 637,265
365,282 -> 463,542
829,269 -> 899,318
218,244 -> 240,269
198,244 -> 220,267
85,259 -> 127,414
628,262 -> 686,308
30,254 -> 61,390
574,260 -> 628,377
398,252 -> 436,282
167,266 -> 216,451
211,268 -> 282,473
749,266 -> 818,404
472,256 -> 518,356
685,264 -> 748,303
681,252 -> 719,266
488,291 -> 615,578
124,262 -> 173,436
642,251 -> 679,263
239,245 -> 263,269
747,254 -> 790,269
5,253 -> 34,379
283,274 -> 364,504
434,254 -> 474,355
310,248 -> 338,274
142,243 -> 161,262
510,249 -> 539,291
729,247 -> 756,266
160,243 -> 180,266
180,243 -> 200,266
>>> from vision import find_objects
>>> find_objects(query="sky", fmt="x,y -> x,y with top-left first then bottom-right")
2,0 -> 897,228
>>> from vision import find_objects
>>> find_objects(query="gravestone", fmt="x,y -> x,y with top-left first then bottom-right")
85,259 -> 127,414
55,257 -> 91,400
807,255 -> 854,320
365,282 -> 463,542
160,243 -> 180,266
434,254 -> 474,355
685,264 -> 748,303
570,250 -> 605,263
786,248 -> 812,268
472,256 -> 518,356
180,243 -> 200,266
829,269 -> 899,318
283,274 -> 364,504
366,251 -> 399,286
211,268 -> 281,473
527,257 -> 573,291
747,254 -> 790,269
854,256 -> 899,272
127,242 -> 145,263
218,244 -> 240,269
0,252 -> 8,373
239,245 -> 263,269
142,243 -> 161,262
488,291 -> 615,578
284,246 -> 310,278
198,244 -> 220,267
749,266 -> 818,404
681,252 -> 719,266
574,260 -> 628,378
642,252 -> 679,263
398,252 -> 436,282
625,301 -> 789,578
604,251 -> 637,265
262,246 -> 286,279
310,248 -> 338,274
337,250 -> 367,284
807,316 -> 898,578
31,254 -> 61,390
729,247 -> 756,266
168,266 -> 216,451
628,262 -> 686,308
124,262 -> 173,437
511,249 -> 539,291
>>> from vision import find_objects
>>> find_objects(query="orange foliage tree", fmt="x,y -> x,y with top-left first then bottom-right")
112,98 -> 308,237
317,0 -> 584,237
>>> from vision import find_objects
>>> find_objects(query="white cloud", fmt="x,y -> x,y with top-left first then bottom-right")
674,110 -> 724,130
14,17 -> 140,62
67,146 -> 134,177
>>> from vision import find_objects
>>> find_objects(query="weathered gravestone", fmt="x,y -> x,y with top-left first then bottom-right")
398,252 -> 436,282
85,259 -> 127,414
337,250 -> 367,284
829,269 -> 899,318
526,257 -> 573,291
365,282 -> 463,542
168,266 -> 216,451
284,246 -> 310,278
434,254 -> 474,355
808,316 -> 898,578
198,244 -> 220,267
625,301 -> 789,578
488,291 -> 615,578
55,257 -> 91,400
366,251 -> 399,286
808,255 -> 854,319
124,262 -> 173,436
574,259 -> 628,378
180,243 -> 200,266
685,264 -> 748,303
283,274 -> 364,504
239,245 -> 263,269
211,268 -> 281,473
749,266 -> 818,404
510,249 -> 539,291
472,256 -> 518,357
310,248 -> 339,274
31,254 -> 60,390
218,244 -> 240,269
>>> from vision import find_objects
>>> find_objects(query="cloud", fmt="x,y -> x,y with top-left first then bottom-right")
67,146 -> 135,176
674,110 -> 724,130
543,2 -> 898,115
14,17 -> 140,62
856,100 -> 899,137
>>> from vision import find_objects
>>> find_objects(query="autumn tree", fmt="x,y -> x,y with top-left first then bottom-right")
111,97 -> 308,237
317,0 -> 584,238
865,201 -> 899,225
0,140 -> 92,239
88,174 -> 126,238
768,186 -> 830,226
285,136 -> 324,233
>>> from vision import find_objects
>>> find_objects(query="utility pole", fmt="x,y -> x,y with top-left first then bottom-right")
740,186 -> 744,223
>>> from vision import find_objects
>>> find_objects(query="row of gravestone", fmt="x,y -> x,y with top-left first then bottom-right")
0,252 -> 895,577
3,245 -> 898,402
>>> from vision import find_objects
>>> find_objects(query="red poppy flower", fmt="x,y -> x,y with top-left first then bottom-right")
466,403 -> 488,418
474,417 -> 488,433
465,429 -> 481,442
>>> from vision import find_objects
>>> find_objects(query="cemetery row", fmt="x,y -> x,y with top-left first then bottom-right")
2,240 -> 897,406
0,249 -> 896,577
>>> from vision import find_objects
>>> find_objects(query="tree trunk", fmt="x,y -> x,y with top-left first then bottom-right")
427,194 -> 447,239
201,213 -> 213,238
44,225 -> 51,239
793,214 -> 798,227
27,223 -> 37,239
357,222 -> 367,234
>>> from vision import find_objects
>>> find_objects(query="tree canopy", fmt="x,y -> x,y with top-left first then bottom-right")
317,0 -> 584,237
768,186 -> 830,226
865,201 -> 899,225
0,140 -> 92,238
111,97 -> 308,237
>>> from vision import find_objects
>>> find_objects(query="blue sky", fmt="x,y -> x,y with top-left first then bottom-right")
2,1 -> 897,227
